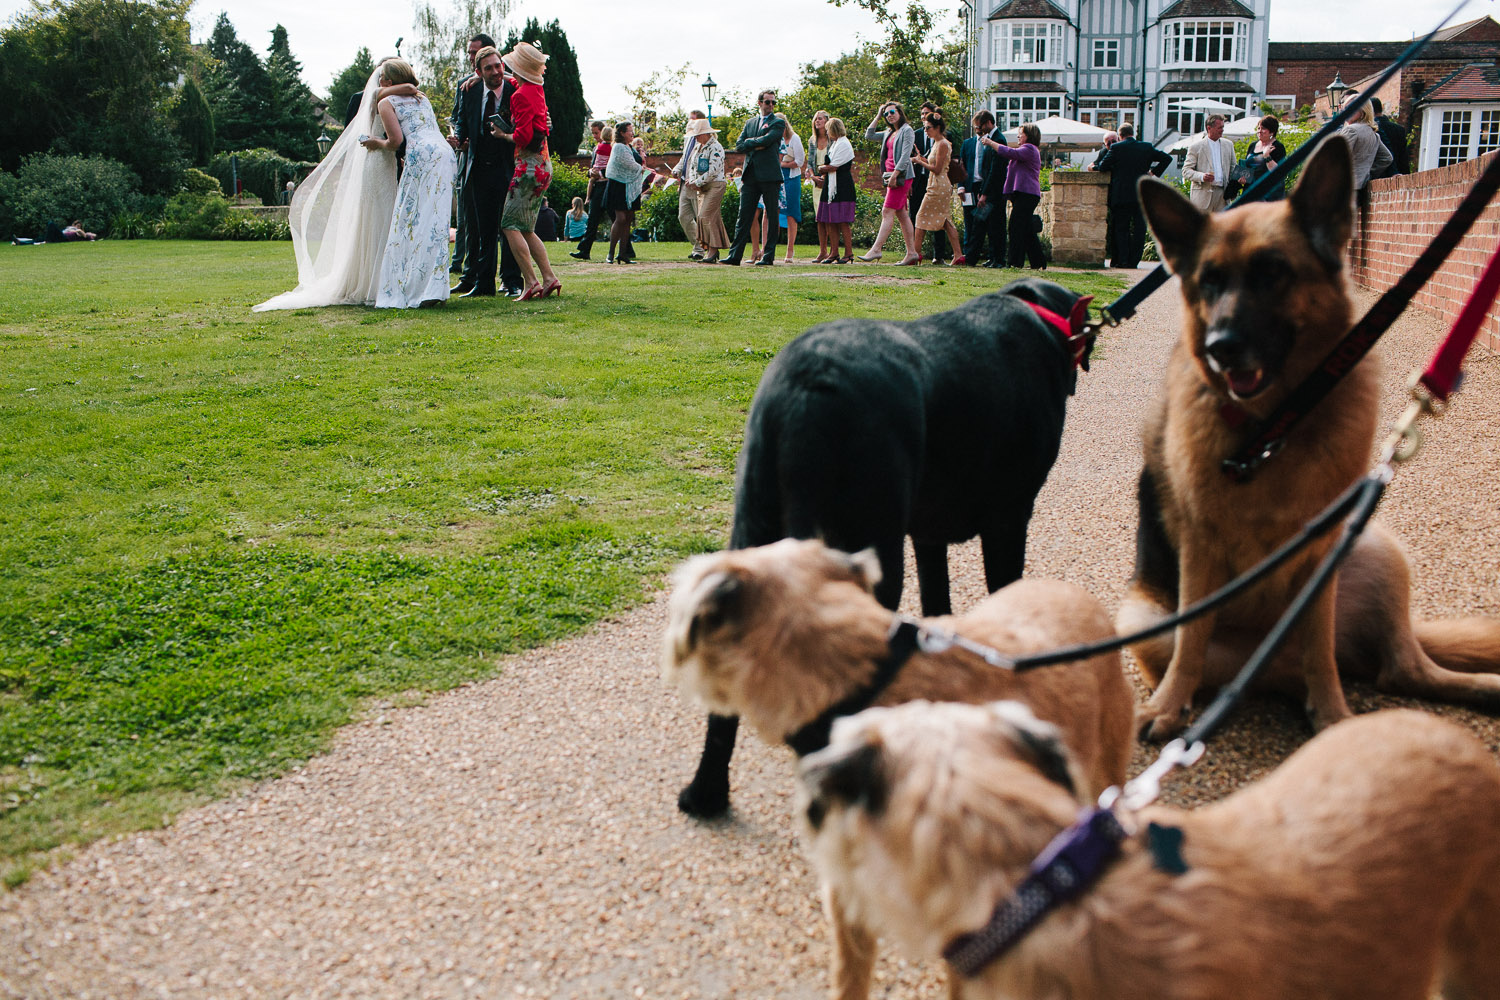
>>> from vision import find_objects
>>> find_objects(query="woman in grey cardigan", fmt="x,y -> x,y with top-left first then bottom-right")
1338,95 -> 1394,192
857,101 -> 920,264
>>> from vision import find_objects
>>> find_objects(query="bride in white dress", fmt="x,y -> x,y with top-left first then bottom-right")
360,58 -> 456,308
253,65 -> 397,311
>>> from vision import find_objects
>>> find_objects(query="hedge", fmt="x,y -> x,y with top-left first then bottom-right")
0,154 -> 144,239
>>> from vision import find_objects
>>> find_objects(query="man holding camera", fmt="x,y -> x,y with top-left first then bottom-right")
451,45 -> 522,297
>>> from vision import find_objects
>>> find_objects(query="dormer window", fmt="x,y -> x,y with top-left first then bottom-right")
1161,19 -> 1248,68
992,21 -> 1065,69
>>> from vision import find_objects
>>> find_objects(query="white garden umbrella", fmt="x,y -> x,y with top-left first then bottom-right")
1001,115 -> 1114,147
1223,115 -> 1262,138
1176,97 -> 1245,113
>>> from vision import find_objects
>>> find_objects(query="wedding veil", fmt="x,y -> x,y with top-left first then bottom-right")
253,65 -> 399,311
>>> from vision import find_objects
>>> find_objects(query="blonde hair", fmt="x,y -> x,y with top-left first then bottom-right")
600,126 -> 614,143
380,58 -> 418,88
1343,98 -> 1373,125
827,117 -> 848,141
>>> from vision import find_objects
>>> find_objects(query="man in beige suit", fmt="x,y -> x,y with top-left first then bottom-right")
1182,115 -> 1236,212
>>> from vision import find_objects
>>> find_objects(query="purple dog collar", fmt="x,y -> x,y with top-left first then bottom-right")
942,806 -> 1127,978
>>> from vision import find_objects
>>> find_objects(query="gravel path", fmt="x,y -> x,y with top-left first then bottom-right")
5,273 -> 1500,1000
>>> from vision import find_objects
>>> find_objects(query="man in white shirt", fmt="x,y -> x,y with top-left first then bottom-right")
1183,114 -> 1235,212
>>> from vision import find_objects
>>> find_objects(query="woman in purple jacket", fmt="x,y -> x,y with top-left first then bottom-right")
982,122 -> 1046,269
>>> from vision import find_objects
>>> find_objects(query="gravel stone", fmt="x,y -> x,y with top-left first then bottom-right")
4,275 -> 1499,999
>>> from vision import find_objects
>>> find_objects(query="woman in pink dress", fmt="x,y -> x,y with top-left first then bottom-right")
857,102 -> 919,264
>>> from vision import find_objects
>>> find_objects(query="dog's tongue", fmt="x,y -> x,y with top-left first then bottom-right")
1227,368 -> 1265,398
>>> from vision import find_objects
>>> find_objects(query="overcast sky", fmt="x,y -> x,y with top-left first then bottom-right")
1,0 -> 1491,115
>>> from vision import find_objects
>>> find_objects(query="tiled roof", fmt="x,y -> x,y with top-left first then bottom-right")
1434,16 -> 1500,41
1159,0 -> 1254,19
1267,41 -> 1500,62
990,81 -> 1069,93
987,0 -> 1068,21
1158,80 -> 1257,93
1420,62 -> 1500,102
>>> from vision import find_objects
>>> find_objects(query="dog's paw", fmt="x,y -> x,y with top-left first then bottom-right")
678,779 -> 730,819
1136,704 -> 1190,743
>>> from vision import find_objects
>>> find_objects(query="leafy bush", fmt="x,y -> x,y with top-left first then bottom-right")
213,211 -> 290,241
107,211 -> 153,240
0,154 -> 143,239
207,147 -> 313,205
182,168 -> 224,197
544,160 -> 589,218
159,192 -> 231,239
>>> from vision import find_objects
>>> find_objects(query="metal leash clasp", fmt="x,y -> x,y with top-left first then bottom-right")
1378,372 -> 1445,473
1097,738 -> 1205,818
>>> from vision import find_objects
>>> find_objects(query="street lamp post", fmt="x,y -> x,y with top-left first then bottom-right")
316,131 -> 333,158
702,74 -> 717,127
1326,70 -> 1348,118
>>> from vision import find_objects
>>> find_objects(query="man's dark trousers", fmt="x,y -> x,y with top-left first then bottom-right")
982,197 -> 1006,267
727,177 -> 779,263
962,204 -> 987,262
463,163 -> 522,292
1111,201 -> 1148,269
574,181 -> 617,259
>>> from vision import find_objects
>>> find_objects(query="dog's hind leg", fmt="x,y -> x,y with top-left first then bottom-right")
979,517 -> 1028,594
678,713 -> 739,818
824,884 -> 878,1000
913,540 -> 951,616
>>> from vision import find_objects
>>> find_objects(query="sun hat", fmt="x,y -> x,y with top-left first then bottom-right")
504,42 -> 547,85
685,118 -> 720,138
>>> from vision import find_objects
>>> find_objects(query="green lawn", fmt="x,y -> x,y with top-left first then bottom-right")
0,240 -> 1126,885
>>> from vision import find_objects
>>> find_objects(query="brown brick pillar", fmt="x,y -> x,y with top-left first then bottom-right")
1046,171 -> 1110,267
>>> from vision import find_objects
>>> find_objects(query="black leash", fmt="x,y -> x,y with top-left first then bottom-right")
1091,2 -> 1465,331
1221,150 -> 1500,481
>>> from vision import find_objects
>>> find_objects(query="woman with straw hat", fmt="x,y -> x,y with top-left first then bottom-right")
684,118 -> 728,263
488,41 -> 560,299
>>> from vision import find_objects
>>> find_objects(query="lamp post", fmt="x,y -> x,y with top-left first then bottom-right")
702,74 -> 717,127
316,131 -> 333,158
1326,70 -> 1348,118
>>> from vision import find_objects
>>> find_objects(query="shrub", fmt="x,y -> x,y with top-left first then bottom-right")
159,192 -> 231,239
544,160 -> 589,218
182,168 -> 224,197
213,212 -> 290,241
108,211 -> 153,240
0,154 -> 143,239
207,147 -> 314,205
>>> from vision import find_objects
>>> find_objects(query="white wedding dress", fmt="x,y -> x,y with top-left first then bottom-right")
254,68 -> 398,311
374,95 -> 457,308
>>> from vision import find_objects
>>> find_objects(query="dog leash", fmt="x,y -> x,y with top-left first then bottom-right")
1082,1 -> 1466,338
1221,152 -> 1500,481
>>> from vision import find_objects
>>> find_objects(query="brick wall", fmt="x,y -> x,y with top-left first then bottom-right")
1348,150 -> 1500,356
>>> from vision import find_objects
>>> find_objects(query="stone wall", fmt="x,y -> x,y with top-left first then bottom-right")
1349,150 -> 1500,356
1046,170 -> 1110,267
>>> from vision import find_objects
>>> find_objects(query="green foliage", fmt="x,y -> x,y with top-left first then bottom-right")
410,0 -> 511,104
211,211 -> 291,241
201,13 -> 275,154
172,76 -> 216,167
0,0 -> 191,193
326,47 -> 375,124
504,18 -> 587,156
544,160 -> 590,217
264,25 -> 322,162
158,192 -> 231,238
181,167 -> 224,196
0,153 -> 143,239
207,147 -> 315,205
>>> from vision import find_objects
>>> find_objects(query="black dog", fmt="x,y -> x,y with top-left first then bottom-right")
678,277 -> 1096,818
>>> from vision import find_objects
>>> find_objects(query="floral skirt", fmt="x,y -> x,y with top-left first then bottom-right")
500,148 -> 553,234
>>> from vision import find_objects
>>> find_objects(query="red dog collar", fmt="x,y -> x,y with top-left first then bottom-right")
1024,296 -> 1093,370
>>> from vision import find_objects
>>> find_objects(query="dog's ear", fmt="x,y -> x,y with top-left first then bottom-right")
986,702 -> 1080,799
1139,176 -> 1205,277
799,738 -> 888,831
845,548 -> 883,593
685,569 -> 748,650
1289,137 -> 1354,272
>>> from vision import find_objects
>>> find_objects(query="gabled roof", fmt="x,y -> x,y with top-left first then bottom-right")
1267,41 -> 1500,62
1419,62 -> 1500,103
1158,80 -> 1257,93
1159,0 -> 1254,19
1434,16 -> 1500,42
988,0 -> 1068,21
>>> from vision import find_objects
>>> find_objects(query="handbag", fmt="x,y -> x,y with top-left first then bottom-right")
882,170 -> 901,188
946,158 -> 966,185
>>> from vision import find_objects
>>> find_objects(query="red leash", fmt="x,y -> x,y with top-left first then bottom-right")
1421,246 -> 1500,402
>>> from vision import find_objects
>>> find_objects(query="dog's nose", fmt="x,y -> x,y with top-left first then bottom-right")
1203,325 -> 1254,370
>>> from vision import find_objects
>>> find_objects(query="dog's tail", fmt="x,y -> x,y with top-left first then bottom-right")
1415,618 -> 1500,674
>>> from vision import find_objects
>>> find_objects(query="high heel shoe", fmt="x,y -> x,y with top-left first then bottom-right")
854,251 -> 882,263
540,278 -> 562,297
517,283 -> 545,301
949,255 -> 968,266
894,256 -> 920,266
838,253 -> 855,264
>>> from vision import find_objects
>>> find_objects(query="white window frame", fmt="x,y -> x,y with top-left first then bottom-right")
1160,19 -> 1248,69
1438,110 -> 1472,168
991,20 -> 1066,70
992,93 -> 1065,131
1092,38 -> 1120,69
1077,100 -> 1138,132
1431,106 -> 1500,168
1164,95 -> 1249,137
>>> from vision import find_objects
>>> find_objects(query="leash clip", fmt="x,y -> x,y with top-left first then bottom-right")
1099,738 -> 1205,816
1379,374 -> 1444,470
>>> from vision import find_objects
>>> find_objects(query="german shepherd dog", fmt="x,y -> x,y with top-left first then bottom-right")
1120,137 -> 1500,741
678,278 -> 1096,816
800,700 -> 1500,1000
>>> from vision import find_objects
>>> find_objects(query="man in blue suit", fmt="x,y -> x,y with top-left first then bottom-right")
720,90 -> 787,266
1092,123 -> 1172,269
956,110 -> 997,266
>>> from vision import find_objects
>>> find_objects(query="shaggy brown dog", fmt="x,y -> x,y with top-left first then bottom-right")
800,699 -> 1500,1000
662,538 -> 1134,1000
1121,136 -> 1500,741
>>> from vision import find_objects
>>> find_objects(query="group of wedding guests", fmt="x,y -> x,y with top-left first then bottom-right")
258,34 -> 559,311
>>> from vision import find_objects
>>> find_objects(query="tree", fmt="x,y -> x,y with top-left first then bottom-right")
173,75 -> 215,166
265,24 -> 321,161
409,0 -> 510,103
326,46 -> 375,123
201,12 -> 274,152
503,18 -> 586,154
0,0 -> 192,193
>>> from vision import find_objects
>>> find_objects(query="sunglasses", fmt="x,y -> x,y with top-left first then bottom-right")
884,109 -> 900,117
761,98 -> 776,105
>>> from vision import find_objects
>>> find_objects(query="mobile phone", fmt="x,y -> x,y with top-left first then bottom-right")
486,113 -> 506,130
358,134 -> 370,143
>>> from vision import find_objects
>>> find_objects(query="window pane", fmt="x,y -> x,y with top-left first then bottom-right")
1439,110 -> 1471,168
1478,110 -> 1500,156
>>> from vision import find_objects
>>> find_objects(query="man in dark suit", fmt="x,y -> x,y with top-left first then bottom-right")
449,33 -> 493,275
956,110 -> 997,265
1093,123 -> 1172,269
720,90 -> 787,266
451,45 -> 523,297
1372,98 -> 1409,177
976,112 -> 1009,268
